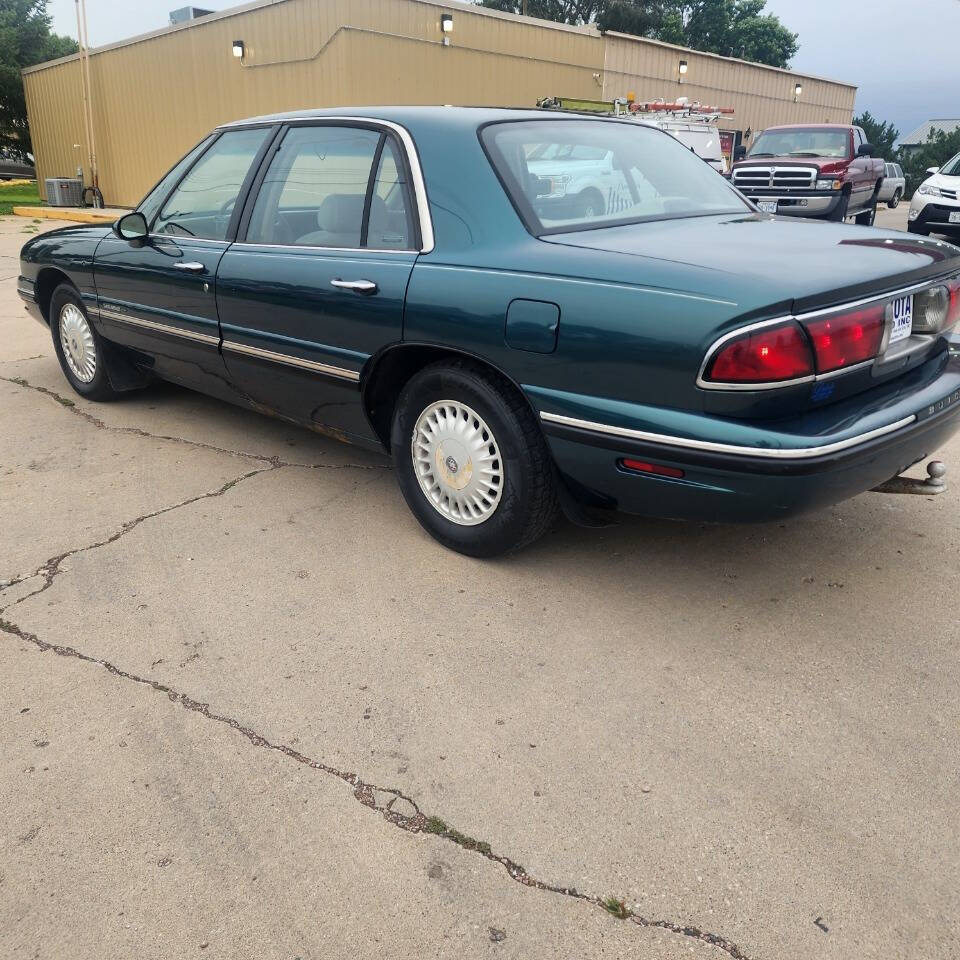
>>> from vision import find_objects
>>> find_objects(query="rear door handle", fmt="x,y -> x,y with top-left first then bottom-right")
173,261 -> 206,273
330,279 -> 378,295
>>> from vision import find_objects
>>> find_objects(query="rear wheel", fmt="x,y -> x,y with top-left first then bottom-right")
888,188 -> 902,209
50,284 -> 118,401
391,360 -> 559,556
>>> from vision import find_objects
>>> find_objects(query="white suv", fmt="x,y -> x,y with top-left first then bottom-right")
908,152 -> 960,238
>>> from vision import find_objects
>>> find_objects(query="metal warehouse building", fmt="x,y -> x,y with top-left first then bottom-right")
22,0 -> 857,207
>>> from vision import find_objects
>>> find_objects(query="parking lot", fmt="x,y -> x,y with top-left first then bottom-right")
1,206 -> 958,960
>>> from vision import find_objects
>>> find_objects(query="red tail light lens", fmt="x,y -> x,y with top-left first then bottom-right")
705,321 -> 814,384
802,304 -> 885,373
947,277 -> 960,330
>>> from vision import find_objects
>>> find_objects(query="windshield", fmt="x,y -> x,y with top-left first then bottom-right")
748,128 -> 850,158
482,119 -> 746,234
940,152 -> 960,177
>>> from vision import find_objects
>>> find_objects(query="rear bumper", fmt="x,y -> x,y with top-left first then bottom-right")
536,350 -> 960,522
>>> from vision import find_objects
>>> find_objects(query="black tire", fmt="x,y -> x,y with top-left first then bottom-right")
391,359 -> 559,557
49,284 -> 118,401
575,189 -> 605,219
887,188 -> 902,209
827,191 -> 849,221
855,200 -> 877,226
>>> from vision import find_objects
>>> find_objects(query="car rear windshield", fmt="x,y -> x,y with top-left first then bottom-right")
747,128 -> 850,158
481,119 -> 746,235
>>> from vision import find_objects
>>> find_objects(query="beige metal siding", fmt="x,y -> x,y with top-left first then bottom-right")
22,0 -> 856,208
602,32 -> 856,135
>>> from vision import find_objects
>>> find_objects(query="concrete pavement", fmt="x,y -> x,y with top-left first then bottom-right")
1,210 -> 959,960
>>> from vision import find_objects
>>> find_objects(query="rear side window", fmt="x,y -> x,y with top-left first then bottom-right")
245,125 -> 413,249
153,127 -> 269,240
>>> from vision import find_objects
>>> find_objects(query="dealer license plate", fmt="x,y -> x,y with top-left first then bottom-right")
950,211 -> 960,224
888,294 -> 913,346
756,200 -> 777,213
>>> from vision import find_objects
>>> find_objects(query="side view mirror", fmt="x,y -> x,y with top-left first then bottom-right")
115,211 -> 148,244
734,145 -> 747,160
857,143 -> 874,157
927,166 -> 940,175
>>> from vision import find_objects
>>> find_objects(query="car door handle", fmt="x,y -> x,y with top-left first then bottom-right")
173,261 -> 206,273
330,279 -> 378,295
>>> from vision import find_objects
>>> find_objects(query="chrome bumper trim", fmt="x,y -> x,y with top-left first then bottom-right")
221,340 -> 360,382
540,410 -> 918,460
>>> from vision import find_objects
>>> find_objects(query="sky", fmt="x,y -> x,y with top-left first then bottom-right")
47,0 -> 959,144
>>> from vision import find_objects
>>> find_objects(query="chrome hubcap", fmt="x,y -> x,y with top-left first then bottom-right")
59,303 -> 96,383
412,400 -> 504,526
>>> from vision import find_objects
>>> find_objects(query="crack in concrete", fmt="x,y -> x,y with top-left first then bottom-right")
0,603 -> 752,959
0,465 -> 277,614
0,374 -> 389,472
0,379 -> 753,959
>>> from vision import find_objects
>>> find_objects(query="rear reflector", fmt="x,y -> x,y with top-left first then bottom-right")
802,303 -> 885,373
705,321 -> 814,384
620,459 -> 685,478
947,277 -> 960,330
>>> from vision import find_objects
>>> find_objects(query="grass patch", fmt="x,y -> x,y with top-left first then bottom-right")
602,897 -> 632,920
423,816 -> 447,835
0,180 -> 41,216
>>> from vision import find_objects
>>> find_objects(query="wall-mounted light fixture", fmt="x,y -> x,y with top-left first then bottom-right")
794,82 -> 802,102
232,39 -> 245,59
678,59 -> 688,82
440,12 -> 453,45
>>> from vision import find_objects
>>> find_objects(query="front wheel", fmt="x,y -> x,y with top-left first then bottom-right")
827,192 -> 850,221
50,284 -> 118,401
855,200 -> 877,226
391,360 -> 559,557
574,189 -> 605,219
888,188 -> 902,209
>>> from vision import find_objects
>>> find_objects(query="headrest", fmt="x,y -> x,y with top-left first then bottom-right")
317,194 -> 366,232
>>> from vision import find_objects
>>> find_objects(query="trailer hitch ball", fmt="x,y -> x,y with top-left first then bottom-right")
927,460 -> 946,487
871,459 -> 947,496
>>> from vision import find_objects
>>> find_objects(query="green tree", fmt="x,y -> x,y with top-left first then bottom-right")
0,0 -> 78,160
481,0 -> 799,68
899,126 -> 960,197
853,111 -> 899,161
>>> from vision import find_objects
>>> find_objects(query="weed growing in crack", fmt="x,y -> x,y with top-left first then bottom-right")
602,897 -> 632,920
423,816 -> 447,835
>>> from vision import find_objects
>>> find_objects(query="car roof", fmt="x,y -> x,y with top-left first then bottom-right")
760,123 -> 852,131
216,105 -> 603,130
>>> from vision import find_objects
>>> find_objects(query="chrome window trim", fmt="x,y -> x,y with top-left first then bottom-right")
221,340 -> 360,382
98,306 -> 220,346
229,242 -> 414,256
219,116 -> 434,254
698,275 -> 960,391
540,410 -> 917,460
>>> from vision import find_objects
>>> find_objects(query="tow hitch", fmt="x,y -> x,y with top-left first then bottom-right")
872,460 -> 947,496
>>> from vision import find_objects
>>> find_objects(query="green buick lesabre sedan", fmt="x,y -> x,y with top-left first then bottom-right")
18,107 -> 960,555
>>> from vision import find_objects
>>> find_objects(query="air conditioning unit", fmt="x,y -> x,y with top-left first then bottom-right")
45,178 -> 83,207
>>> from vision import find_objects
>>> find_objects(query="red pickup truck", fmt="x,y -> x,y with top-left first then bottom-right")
730,123 -> 885,225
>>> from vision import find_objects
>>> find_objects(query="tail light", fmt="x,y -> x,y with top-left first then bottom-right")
802,303 -> 885,373
947,277 -> 960,330
704,321 -> 814,384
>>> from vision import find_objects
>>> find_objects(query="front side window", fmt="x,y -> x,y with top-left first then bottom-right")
138,135 -> 214,226
482,119 -> 746,235
245,125 -> 413,249
153,127 -> 269,240
747,127 -> 851,159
